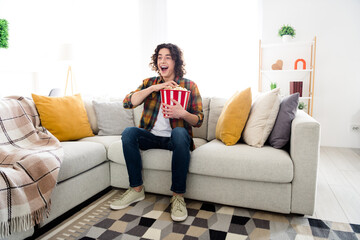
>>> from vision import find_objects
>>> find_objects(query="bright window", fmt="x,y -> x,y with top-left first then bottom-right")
0,0 -> 259,98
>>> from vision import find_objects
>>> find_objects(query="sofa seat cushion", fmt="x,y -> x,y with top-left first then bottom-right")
108,137 -> 208,171
192,97 -> 210,139
190,139 -> 293,183
108,138 -> 291,183
108,140 -> 172,171
58,141 -> 107,182
79,135 -> 122,150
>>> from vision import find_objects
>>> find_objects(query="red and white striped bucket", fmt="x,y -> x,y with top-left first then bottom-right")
160,89 -> 190,110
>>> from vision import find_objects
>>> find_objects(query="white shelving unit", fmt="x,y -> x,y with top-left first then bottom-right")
258,37 -> 317,116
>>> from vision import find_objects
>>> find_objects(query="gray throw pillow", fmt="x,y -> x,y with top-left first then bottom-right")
268,93 -> 299,149
92,100 -> 134,136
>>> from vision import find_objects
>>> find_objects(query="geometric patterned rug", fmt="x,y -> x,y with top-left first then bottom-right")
37,189 -> 360,240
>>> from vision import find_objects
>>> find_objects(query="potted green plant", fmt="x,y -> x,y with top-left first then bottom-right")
0,19 -> 9,48
298,101 -> 307,110
270,82 -> 277,90
278,24 -> 296,42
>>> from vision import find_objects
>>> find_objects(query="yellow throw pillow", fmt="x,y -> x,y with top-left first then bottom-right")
32,93 -> 94,141
215,88 -> 252,146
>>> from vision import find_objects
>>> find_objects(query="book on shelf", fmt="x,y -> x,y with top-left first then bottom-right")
290,81 -> 303,97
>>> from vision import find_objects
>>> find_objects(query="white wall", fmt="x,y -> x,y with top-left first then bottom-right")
1,0 -> 359,148
262,0 -> 360,148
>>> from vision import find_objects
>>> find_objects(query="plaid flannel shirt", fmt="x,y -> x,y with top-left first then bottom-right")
123,76 -> 203,147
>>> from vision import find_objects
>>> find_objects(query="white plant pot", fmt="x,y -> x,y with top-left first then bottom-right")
282,35 -> 293,42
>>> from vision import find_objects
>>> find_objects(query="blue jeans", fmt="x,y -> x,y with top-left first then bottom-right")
121,127 -> 192,194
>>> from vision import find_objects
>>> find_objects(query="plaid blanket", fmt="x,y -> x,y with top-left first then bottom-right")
0,96 -> 63,238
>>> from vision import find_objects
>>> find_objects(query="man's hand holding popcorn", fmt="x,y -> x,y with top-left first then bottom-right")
161,99 -> 186,119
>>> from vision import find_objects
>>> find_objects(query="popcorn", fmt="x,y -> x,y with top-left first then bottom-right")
165,85 -> 188,91
160,86 -> 190,112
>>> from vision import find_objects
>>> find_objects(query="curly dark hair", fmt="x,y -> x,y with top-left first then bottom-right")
150,43 -> 186,79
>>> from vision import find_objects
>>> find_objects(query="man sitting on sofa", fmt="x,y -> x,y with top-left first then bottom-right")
110,43 -> 204,221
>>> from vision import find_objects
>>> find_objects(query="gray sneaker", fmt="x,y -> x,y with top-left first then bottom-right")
110,187 -> 145,210
170,195 -> 188,221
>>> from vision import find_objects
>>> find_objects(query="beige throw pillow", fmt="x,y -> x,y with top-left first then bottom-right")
242,88 -> 281,147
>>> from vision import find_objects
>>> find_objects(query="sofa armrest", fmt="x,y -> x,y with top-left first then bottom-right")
290,110 -> 321,215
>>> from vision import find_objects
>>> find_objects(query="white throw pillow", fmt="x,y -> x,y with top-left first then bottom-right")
242,88 -> 281,148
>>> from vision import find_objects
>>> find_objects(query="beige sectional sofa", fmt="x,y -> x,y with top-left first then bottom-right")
107,97 -> 321,215
5,97 -> 320,240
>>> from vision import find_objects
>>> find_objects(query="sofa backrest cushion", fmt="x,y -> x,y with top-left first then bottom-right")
84,99 -> 99,134
93,100 -> 134,135
133,103 -> 144,127
84,96 -> 211,140
242,88 -> 281,148
207,97 -> 227,141
192,97 -> 210,139
84,97 -> 135,135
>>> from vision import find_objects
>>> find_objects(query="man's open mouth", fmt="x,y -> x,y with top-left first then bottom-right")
161,66 -> 168,72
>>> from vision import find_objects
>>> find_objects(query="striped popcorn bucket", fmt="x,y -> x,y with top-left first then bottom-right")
160,89 -> 191,116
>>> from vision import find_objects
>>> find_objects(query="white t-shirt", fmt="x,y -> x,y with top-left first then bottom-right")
150,108 -> 172,137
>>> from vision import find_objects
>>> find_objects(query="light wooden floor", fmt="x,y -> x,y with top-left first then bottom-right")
307,147 -> 360,224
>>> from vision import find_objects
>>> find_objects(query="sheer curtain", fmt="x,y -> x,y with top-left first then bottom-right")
166,0 -> 259,97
